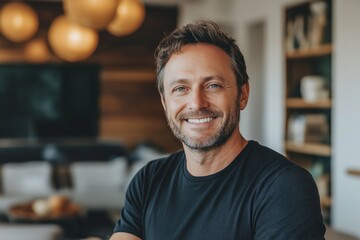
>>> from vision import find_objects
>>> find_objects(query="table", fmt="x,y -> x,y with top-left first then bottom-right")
6,200 -> 85,238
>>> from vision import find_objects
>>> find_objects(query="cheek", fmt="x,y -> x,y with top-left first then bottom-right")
168,100 -> 188,121
214,96 -> 231,109
215,96 -> 238,117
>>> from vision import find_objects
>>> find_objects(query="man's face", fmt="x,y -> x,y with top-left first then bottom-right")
161,43 -> 247,152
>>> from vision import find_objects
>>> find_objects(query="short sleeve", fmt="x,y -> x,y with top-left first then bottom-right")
113,168 -> 145,238
254,166 -> 326,240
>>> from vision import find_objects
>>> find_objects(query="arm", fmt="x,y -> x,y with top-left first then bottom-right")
109,232 -> 141,240
111,165 -> 147,239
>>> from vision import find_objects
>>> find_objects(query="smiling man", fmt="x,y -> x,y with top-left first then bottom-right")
110,20 -> 325,240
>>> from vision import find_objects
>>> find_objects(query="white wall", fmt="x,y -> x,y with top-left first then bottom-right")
178,0 -> 234,26
245,21 -> 266,143
332,0 -> 360,237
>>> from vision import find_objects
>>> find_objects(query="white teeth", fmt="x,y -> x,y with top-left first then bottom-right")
187,117 -> 214,123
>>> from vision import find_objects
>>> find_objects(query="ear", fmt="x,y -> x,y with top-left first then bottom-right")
160,94 -> 167,111
239,82 -> 250,110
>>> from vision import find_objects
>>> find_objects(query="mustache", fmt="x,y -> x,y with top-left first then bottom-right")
178,109 -> 222,120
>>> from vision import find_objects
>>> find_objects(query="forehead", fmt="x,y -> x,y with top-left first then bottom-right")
163,43 -> 233,85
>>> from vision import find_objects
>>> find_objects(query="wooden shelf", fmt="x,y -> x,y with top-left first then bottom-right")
286,98 -> 332,109
347,169 -> 360,177
285,141 -> 331,157
286,44 -> 332,59
100,69 -> 156,83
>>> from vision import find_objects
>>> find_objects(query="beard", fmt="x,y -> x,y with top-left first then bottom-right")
165,97 -> 241,152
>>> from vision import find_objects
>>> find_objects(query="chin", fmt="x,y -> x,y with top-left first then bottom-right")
182,137 -> 219,151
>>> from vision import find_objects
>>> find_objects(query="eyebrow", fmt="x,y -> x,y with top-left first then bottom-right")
168,79 -> 189,89
203,75 -> 225,82
168,75 -> 225,88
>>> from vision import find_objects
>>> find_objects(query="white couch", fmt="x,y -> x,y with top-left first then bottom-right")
69,157 -> 128,210
0,223 -> 63,240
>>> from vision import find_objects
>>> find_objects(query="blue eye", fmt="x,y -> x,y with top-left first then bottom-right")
174,86 -> 186,92
208,83 -> 221,89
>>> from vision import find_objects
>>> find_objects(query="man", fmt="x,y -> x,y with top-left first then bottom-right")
110,20 -> 325,240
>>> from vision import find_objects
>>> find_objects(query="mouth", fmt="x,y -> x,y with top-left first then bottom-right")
186,117 -> 216,124
178,110 -> 220,125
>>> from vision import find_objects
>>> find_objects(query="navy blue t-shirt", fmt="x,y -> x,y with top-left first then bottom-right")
114,141 -> 325,239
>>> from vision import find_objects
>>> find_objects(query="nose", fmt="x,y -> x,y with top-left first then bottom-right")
188,88 -> 209,110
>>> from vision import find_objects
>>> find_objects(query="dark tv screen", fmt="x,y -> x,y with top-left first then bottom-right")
0,63 -> 100,139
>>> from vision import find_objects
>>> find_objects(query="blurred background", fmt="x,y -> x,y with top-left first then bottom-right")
0,0 -> 359,239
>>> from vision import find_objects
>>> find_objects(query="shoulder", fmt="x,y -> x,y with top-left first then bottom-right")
244,141 -> 301,179
245,141 -> 318,202
248,142 -> 320,212
265,165 -> 319,199
249,141 -> 306,173
249,141 -> 290,165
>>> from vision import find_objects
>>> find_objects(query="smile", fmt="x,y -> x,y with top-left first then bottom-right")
187,117 -> 215,124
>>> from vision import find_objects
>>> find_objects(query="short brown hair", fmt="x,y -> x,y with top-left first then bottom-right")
154,19 -> 249,95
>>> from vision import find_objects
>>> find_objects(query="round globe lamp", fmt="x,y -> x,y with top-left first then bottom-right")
24,38 -> 50,63
107,0 -> 145,36
0,2 -> 39,43
48,16 -> 99,62
63,0 -> 119,30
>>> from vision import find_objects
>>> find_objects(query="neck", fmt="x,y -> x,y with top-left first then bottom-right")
183,130 -> 248,176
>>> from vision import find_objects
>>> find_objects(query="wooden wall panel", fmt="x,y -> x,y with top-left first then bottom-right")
100,79 -> 181,152
100,116 -> 180,152
0,1 -> 181,152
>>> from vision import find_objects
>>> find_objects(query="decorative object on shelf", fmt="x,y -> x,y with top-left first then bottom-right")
294,15 -> 309,50
63,0 -> 119,30
303,114 -> 329,144
315,174 -> 330,200
287,114 -> 306,144
107,0 -> 146,36
285,0 -> 329,53
48,15 -> 99,62
24,38 -> 51,63
309,1 -> 328,48
300,75 -> 329,102
287,114 -> 329,144
0,2 -> 39,43
309,162 -> 330,205
285,20 -> 295,52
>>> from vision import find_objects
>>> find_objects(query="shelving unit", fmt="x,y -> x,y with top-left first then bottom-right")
284,0 -> 332,223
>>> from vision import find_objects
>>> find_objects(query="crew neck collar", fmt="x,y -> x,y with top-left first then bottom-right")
182,140 -> 256,182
